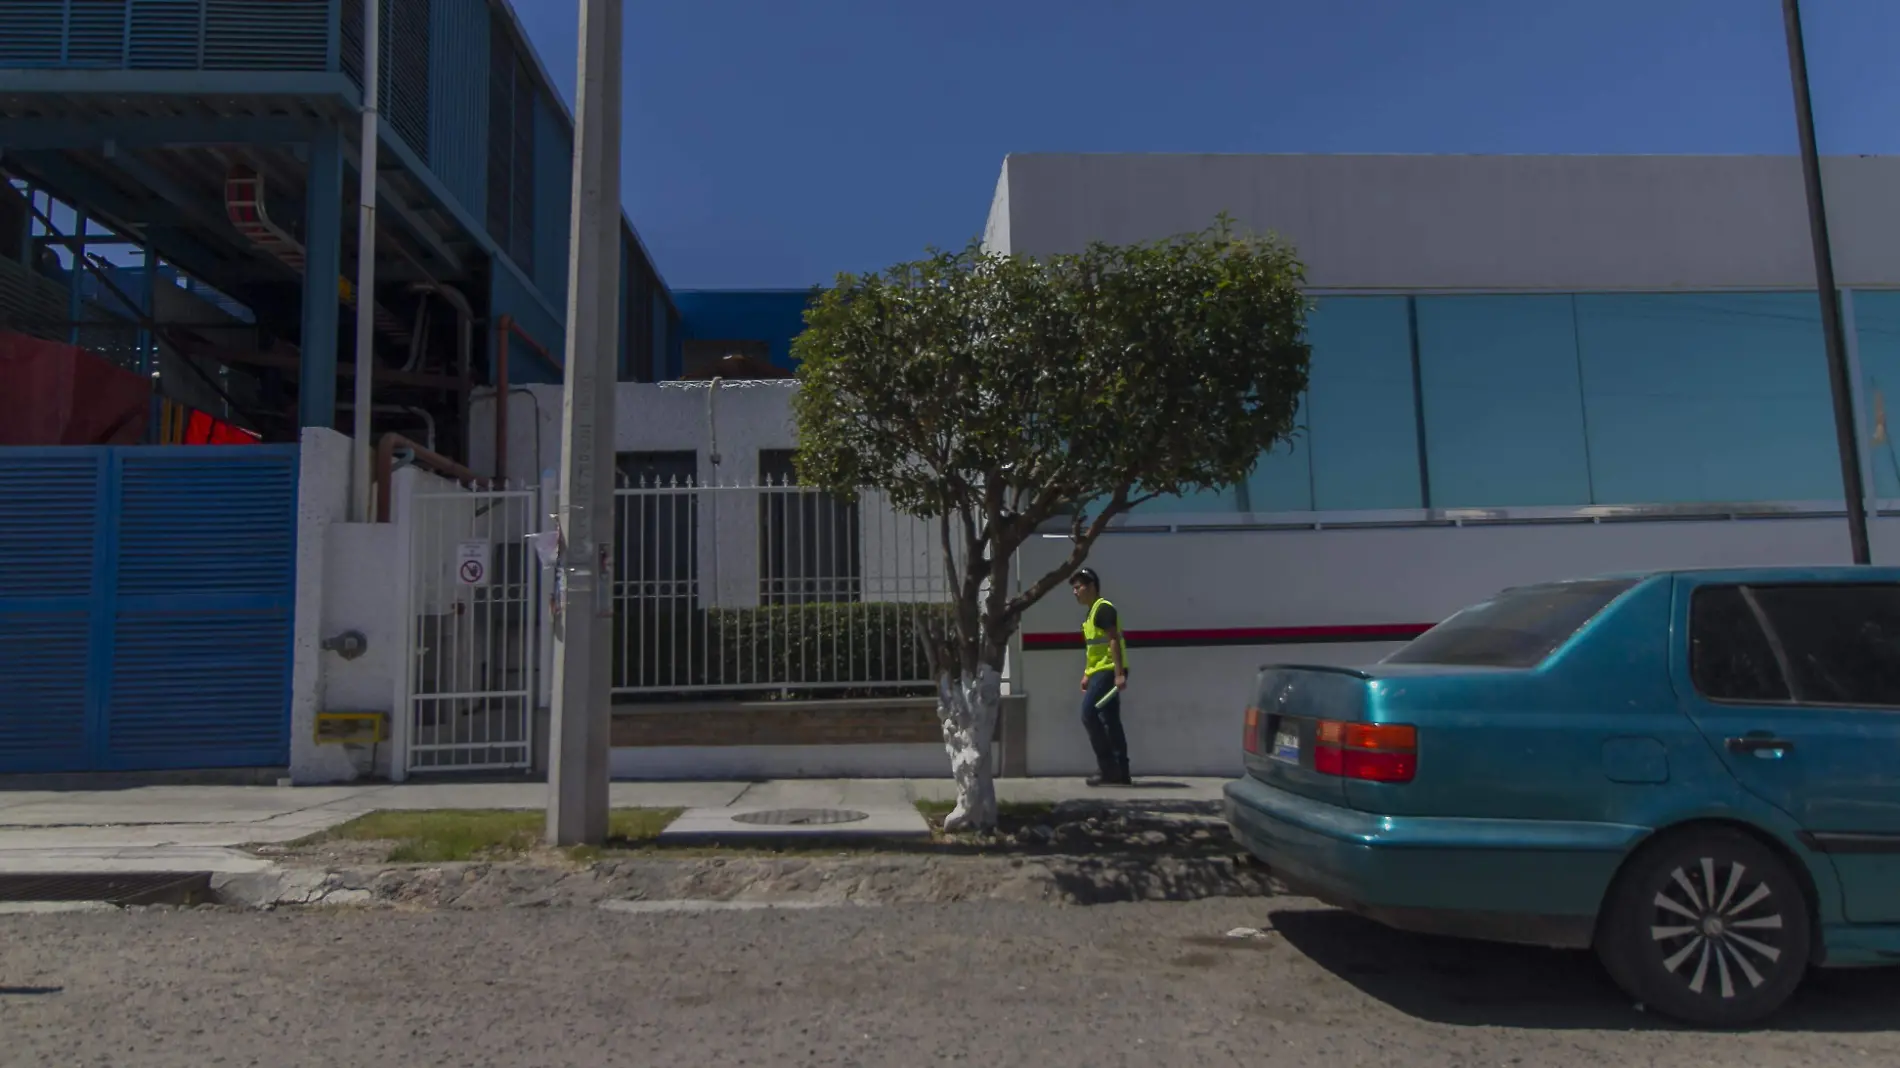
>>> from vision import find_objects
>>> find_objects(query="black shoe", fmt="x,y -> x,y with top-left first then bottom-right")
1086,773 -> 1114,787
1108,771 -> 1133,787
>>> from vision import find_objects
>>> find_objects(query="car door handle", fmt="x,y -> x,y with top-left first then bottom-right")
1727,735 -> 1795,756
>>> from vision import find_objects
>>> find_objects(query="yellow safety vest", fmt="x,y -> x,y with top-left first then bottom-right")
1082,597 -> 1126,676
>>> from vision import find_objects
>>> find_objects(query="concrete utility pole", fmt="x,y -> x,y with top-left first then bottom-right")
1783,0 -> 1871,565
349,0 -> 381,521
547,0 -> 624,845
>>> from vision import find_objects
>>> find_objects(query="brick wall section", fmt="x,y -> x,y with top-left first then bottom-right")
611,698 -> 945,748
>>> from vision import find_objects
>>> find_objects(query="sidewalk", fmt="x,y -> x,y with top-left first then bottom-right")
0,777 -> 1228,877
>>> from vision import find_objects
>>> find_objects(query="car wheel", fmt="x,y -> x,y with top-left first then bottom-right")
1598,827 -> 1811,1028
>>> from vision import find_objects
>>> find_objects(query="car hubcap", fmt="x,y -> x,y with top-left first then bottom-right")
1651,857 -> 1785,999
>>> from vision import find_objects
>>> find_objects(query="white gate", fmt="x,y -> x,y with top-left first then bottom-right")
403,485 -> 541,772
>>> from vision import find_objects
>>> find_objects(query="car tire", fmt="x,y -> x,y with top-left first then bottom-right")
1597,826 -> 1811,1028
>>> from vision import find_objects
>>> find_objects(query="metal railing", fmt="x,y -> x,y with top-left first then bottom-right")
404,483 -> 539,772
609,476 -> 954,701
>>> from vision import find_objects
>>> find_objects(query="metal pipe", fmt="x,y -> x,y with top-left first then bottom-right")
1783,0 -> 1870,564
373,431 -> 482,522
350,0 -> 383,522
492,315 -> 560,484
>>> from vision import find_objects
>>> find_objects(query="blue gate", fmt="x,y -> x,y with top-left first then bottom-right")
0,445 -> 299,774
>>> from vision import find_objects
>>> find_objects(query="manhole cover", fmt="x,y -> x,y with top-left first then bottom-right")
730,808 -> 870,827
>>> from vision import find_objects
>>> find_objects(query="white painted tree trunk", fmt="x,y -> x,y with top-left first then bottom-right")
938,665 -> 1002,832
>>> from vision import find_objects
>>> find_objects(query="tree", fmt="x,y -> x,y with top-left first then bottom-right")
791,219 -> 1311,830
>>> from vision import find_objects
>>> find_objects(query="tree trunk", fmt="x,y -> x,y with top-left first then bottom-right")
938,665 -> 1002,831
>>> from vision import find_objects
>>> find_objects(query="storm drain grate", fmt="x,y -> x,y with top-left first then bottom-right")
0,873 -> 212,906
730,808 -> 870,827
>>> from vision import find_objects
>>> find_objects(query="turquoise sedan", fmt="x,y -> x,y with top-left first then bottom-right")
1224,567 -> 1900,1027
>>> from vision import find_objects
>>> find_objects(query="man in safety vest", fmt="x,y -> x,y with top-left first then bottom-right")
1070,568 -> 1131,786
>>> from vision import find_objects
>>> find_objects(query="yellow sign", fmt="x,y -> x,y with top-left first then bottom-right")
314,712 -> 386,745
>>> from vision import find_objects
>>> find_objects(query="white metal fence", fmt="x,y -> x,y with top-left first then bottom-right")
404,484 -> 540,771
610,476 -> 954,699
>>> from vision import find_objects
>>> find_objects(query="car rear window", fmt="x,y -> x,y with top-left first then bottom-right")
1385,579 -> 1638,668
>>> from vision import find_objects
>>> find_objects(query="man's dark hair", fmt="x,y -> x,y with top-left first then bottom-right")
1070,568 -> 1100,589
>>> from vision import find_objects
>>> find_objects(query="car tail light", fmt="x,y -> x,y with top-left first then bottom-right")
1242,706 -> 1262,753
1313,720 -> 1416,783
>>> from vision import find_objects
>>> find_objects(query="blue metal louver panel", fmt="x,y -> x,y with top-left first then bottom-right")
0,613 -> 93,771
0,0 -> 66,67
68,0 -> 132,67
0,450 -> 106,774
106,611 -> 292,768
384,0 -> 433,165
116,450 -> 297,598
203,0 -> 330,71
126,0 -> 203,70
106,445 -> 298,769
0,451 -> 102,599
429,0 -> 489,220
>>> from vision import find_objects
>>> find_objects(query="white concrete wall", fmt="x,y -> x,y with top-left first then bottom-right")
1015,513 -> 1900,777
288,428 -> 353,783
987,154 -> 1900,290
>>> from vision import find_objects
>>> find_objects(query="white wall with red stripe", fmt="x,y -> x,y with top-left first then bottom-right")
1016,514 -> 1900,777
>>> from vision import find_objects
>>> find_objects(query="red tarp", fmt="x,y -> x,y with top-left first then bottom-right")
0,331 -> 150,446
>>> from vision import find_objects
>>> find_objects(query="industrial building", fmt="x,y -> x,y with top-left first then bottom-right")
0,0 -> 680,775
4,2 -> 1896,782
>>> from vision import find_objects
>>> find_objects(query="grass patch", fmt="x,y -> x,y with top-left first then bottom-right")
312,808 -> 682,863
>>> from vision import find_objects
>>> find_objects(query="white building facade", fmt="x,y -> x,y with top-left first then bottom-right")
992,154 -> 1900,776
308,153 -> 1900,783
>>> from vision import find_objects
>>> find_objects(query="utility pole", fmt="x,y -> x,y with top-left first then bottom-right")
1783,0 -> 1871,565
547,0 -> 623,845
349,0 -> 380,521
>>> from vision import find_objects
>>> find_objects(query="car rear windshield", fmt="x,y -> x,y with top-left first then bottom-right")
1384,579 -> 1638,668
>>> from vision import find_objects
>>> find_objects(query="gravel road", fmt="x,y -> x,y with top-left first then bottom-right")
3,898 -> 1897,1067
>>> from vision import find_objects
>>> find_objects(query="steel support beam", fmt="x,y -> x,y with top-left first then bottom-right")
0,70 -> 356,98
0,116 -> 321,152
98,143 -> 267,258
340,138 -> 465,276
299,126 -> 345,430
67,209 -> 86,346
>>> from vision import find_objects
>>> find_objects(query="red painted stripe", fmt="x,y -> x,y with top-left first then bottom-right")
1021,623 -> 1435,650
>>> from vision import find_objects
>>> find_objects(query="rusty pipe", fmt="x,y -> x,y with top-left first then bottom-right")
492,315 -> 561,485
374,431 -> 484,522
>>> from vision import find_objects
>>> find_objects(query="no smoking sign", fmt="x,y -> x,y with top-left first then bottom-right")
456,540 -> 490,586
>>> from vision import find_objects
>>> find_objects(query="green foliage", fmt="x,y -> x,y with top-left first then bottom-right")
789,218 -> 1311,667
709,602 -> 953,689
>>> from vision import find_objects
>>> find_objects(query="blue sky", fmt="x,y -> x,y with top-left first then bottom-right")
510,0 -> 1897,291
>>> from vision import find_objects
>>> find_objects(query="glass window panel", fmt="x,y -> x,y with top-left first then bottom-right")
1243,391 -> 1314,513
1575,293 -> 1836,504
1853,291 -> 1900,502
1306,296 -> 1422,510
1416,295 -> 1593,508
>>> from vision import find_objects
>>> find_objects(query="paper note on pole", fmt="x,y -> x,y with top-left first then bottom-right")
456,540 -> 490,586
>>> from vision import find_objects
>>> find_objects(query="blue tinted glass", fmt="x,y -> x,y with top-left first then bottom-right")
1854,291 -> 1900,502
1415,296 -> 1593,507
1243,391 -> 1314,512
1574,293 -> 1836,504
1135,484 -> 1243,515
1306,296 -> 1421,510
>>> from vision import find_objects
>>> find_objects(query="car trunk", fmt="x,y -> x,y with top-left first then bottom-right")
1242,664 -> 1375,807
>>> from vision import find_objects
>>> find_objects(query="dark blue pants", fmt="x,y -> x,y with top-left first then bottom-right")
1080,670 -> 1128,778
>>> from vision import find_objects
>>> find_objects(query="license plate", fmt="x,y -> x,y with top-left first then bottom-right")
1270,725 -> 1300,764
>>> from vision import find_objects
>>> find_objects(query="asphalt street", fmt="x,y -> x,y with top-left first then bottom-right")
3,898 -> 1898,1067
